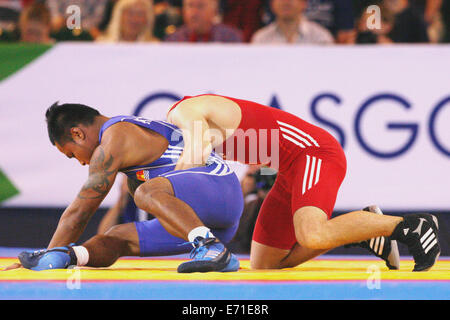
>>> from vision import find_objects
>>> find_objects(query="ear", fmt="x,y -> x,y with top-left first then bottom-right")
70,127 -> 86,143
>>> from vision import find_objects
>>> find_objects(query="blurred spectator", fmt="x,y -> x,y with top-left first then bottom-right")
155,0 -> 182,6
304,0 -> 356,43
0,0 -> 38,41
19,2 -> 54,43
0,0 -> 20,33
251,0 -> 334,44
228,167 -> 277,254
98,0 -> 183,40
384,0 -> 429,43
409,0 -> 442,24
46,0 -> 108,39
352,0 -> 382,20
240,165 -> 260,202
221,0 -> 265,42
355,4 -> 393,44
98,176 -> 131,234
51,27 -> 94,41
97,0 -> 157,42
97,0 -> 118,34
165,0 -> 243,42
98,175 -> 153,234
409,0 -> 444,43
442,0 -> 450,42
153,0 -> 183,40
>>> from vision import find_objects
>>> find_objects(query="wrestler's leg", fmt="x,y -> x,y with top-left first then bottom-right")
250,240 -> 328,269
81,222 -> 140,267
133,176 -> 205,240
293,206 -> 402,250
249,174 -> 327,269
290,150 -> 402,250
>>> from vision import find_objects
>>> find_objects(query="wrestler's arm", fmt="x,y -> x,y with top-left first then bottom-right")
167,99 -> 213,171
47,139 -> 123,249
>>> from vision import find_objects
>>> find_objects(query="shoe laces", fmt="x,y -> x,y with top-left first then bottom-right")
30,244 -> 74,258
179,235 -> 218,259
30,249 -> 46,257
188,245 -> 208,259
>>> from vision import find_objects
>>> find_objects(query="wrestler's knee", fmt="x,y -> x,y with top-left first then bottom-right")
134,177 -> 172,212
249,241 -> 286,269
104,223 -> 139,255
293,206 -> 328,249
105,224 -> 129,240
250,258 -> 282,270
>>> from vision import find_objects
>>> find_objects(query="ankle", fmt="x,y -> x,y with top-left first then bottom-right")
188,226 -> 215,243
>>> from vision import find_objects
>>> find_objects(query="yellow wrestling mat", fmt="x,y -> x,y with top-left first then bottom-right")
1,257 -> 449,300
1,257 -> 449,281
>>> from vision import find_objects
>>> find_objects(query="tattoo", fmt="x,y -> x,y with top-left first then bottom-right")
78,147 -> 116,200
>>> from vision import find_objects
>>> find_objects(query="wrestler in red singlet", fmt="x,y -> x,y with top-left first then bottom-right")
169,95 -> 347,250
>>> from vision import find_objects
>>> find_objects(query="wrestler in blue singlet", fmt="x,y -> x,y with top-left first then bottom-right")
99,116 -> 244,256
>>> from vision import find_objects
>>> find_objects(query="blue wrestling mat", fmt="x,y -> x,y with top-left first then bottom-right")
1,248 -> 449,301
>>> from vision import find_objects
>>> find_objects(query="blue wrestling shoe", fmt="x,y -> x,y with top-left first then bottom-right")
177,236 -> 239,273
18,245 -> 77,271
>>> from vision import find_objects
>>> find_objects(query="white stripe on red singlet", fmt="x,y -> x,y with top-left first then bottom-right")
277,120 -> 320,147
302,155 -> 322,195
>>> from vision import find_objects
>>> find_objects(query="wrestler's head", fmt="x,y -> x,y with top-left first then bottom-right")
45,102 -> 102,166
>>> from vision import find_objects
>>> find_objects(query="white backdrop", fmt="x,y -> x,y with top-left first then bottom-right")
1,43 -> 449,210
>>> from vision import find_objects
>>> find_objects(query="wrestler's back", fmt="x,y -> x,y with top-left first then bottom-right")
168,94 -> 342,167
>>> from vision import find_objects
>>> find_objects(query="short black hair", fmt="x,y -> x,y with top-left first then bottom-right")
45,102 -> 100,145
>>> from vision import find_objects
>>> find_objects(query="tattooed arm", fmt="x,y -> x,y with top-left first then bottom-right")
47,144 -> 121,249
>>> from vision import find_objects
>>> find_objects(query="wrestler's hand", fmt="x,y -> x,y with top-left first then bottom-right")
175,140 -> 213,171
174,152 -> 204,171
2,262 -> 22,271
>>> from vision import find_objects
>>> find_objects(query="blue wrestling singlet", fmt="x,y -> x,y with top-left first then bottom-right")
99,116 -> 244,256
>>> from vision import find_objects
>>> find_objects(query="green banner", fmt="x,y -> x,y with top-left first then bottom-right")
0,169 -> 19,203
0,43 -> 52,82
0,44 -> 47,201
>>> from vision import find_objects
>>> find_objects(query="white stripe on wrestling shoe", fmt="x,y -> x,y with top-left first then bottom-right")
420,228 -> 438,254
369,236 -> 385,256
378,236 -> 385,256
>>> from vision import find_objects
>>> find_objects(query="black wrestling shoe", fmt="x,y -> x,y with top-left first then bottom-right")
391,213 -> 440,271
345,205 -> 400,270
